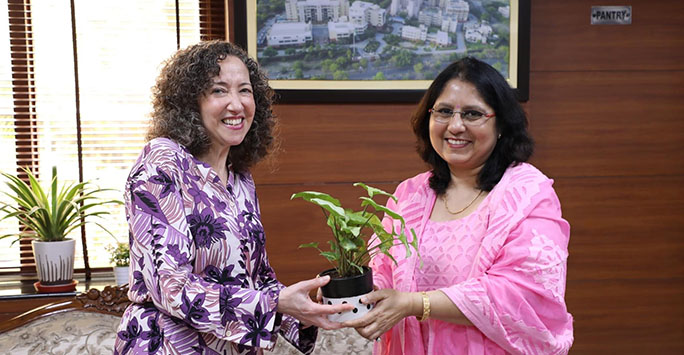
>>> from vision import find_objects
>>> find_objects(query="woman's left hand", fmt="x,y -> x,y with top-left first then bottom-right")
278,275 -> 354,330
341,289 -> 417,340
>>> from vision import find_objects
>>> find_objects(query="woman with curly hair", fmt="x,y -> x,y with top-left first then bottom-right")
344,57 -> 574,354
115,41 -> 351,355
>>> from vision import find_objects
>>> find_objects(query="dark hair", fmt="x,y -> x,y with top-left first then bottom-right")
147,40 -> 277,173
411,57 -> 533,195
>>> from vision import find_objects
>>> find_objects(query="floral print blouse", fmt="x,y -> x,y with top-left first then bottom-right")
114,138 -> 315,354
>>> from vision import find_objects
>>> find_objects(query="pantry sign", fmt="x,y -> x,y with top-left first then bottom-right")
591,6 -> 632,25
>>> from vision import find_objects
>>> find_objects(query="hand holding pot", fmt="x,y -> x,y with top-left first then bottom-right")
277,275 -> 354,330
342,288 -> 416,340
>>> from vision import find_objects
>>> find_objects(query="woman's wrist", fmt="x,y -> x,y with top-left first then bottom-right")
416,291 -> 431,322
406,292 -> 424,319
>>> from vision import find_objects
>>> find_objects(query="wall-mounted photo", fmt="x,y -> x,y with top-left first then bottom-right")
234,0 -> 529,102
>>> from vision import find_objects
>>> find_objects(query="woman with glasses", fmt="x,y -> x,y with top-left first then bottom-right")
343,57 -> 574,354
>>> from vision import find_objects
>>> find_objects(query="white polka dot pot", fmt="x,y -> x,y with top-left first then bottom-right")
322,292 -> 374,322
320,267 -> 374,322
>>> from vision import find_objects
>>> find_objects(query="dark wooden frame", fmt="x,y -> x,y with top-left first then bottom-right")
0,284 -> 130,333
233,0 -> 530,103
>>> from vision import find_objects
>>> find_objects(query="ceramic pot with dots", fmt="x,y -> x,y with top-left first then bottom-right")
320,266 -> 374,322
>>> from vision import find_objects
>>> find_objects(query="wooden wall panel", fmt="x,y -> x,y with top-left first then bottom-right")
531,0 -> 684,71
252,104 -> 425,185
556,176 -> 684,281
526,70 -> 684,178
566,279 -> 684,353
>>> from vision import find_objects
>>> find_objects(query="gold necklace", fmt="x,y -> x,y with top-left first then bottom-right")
442,190 -> 483,215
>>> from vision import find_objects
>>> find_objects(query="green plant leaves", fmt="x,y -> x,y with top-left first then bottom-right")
291,191 -> 346,218
292,183 -> 420,278
299,242 -> 319,249
107,242 -> 130,267
0,167 -> 122,242
354,182 -> 398,202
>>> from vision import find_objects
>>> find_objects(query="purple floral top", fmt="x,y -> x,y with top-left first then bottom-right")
114,138 -> 316,354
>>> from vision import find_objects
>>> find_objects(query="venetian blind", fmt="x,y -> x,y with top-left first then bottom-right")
0,0 -> 226,274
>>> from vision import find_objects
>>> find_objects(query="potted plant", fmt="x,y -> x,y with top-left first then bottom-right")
108,240 -> 130,285
0,166 -> 121,292
291,182 -> 419,322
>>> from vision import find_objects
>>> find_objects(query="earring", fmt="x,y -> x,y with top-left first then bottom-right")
498,134 -> 502,139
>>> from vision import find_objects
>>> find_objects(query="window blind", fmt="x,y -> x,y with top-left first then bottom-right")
0,0 -> 225,276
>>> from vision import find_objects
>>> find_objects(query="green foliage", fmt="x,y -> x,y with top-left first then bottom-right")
364,40 -> 380,53
335,56 -> 349,68
384,34 -> 401,46
263,47 -> 277,57
108,241 -> 130,267
291,183 -> 419,278
0,167 -> 122,243
333,70 -> 348,80
321,59 -> 334,72
390,49 -> 414,67
292,60 -> 304,71
257,0 -> 285,28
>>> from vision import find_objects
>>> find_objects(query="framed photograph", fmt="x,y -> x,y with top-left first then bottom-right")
233,0 -> 530,103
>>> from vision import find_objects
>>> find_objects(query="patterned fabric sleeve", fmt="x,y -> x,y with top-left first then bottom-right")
127,148 -> 283,349
441,180 -> 574,354
252,223 -> 318,354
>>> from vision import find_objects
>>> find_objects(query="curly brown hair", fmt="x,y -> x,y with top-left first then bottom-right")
147,40 -> 277,173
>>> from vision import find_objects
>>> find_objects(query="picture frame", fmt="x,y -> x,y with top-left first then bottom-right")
233,0 -> 530,103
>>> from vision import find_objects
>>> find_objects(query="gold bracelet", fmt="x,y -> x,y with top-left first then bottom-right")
417,291 -> 430,322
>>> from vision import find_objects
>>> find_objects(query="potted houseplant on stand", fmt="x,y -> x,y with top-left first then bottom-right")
0,166 -> 120,293
291,183 -> 419,322
108,240 -> 130,286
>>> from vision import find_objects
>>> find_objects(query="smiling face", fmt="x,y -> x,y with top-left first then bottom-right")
429,78 -> 499,174
198,55 -> 255,155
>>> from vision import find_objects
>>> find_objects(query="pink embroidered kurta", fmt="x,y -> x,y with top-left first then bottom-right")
115,138 -> 315,354
370,163 -> 573,354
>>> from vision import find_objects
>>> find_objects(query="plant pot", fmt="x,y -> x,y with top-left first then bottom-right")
319,266 -> 374,322
32,239 -> 77,292
113,266 -> 130,286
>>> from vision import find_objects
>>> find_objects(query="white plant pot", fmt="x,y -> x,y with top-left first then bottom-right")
32,239 -> 75,285
322,292 -> 374,322
113,266 -> 130,286
320,267 -> 375,322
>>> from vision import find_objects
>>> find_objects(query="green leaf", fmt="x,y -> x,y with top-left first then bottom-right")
354,182 -> 397,202
320,251 -> 338,262
359,197 -> 404,221
299,242 -> 319,249
292,192 -> 347,219
338,237 -> 358,252
291,191 -> 341,207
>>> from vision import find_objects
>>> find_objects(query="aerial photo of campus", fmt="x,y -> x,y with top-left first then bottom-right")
256,0 -> 512,81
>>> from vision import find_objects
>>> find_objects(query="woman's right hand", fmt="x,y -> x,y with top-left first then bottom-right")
277,275 -> 354,330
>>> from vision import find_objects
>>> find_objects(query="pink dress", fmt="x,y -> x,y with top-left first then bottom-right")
370,163 -> 573,354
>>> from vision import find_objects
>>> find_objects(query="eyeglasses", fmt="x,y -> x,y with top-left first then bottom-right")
428,107 -> 495,126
